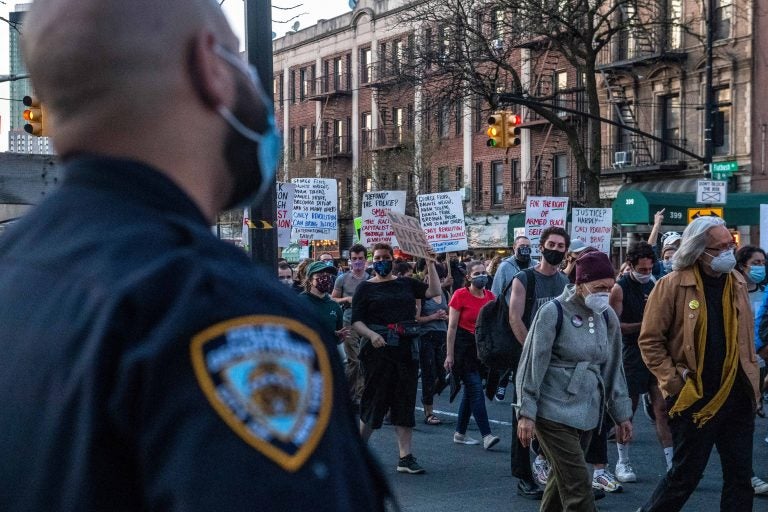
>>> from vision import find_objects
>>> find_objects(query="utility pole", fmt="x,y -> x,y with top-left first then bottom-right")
245,0 -> 278,272
703,0 -> 715,171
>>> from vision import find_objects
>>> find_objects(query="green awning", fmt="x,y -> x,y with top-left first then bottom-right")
281,244 -> 301,263
612,188 -> 768,226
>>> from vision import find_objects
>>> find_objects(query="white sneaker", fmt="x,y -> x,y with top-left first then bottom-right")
615,462 -> 637,483
752,476 -> 768,495
592,470 -> 624,493
453,432 -> 479,445
533,457 -> 551,486
483,434 -> 500,450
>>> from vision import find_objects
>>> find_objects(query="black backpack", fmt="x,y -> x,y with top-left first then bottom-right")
476,268 -> 537,369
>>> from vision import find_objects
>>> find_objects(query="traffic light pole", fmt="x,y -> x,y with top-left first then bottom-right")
703,0 -> 715,168
245,0 -> 278,272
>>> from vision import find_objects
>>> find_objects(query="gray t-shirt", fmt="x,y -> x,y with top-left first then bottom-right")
491,257 -> 536,301
420,295 -> 449,332
513,268 -> 569,326
333,271 -> 368,324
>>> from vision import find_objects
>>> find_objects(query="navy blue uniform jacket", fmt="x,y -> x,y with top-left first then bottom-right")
0,156 -> 389,511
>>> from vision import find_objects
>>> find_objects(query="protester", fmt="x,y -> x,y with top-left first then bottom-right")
352,243 -> 442,474
301,261 -> 349,344
516,251 -> 633,511
561,238 -> 590,283
332,244 -> 369,404
445,261 -> 500,450
0,1 -> 390,509
278,262 -> 294,286
416,273 -> 449,426
292,258 -> 313,293
638,217 -> 759,511
508,226 -> 571,499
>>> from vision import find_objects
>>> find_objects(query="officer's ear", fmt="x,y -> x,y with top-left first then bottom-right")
188,30 -> 233,111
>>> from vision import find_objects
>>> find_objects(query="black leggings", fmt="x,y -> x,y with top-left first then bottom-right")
419,330 -> 446,406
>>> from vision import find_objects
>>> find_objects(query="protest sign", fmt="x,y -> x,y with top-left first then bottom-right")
525,196 -> 569,256
276,182 -> 295,248
571,208 -> 613,254
290,178 -> 338,242
417,191 -> 468,253
387,211 -> 433,260
360,191 -> 406,247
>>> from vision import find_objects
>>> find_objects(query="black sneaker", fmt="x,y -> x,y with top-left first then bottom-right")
495,386 -> 506,401
397,454 -> 426,474
642,393 -> 656,422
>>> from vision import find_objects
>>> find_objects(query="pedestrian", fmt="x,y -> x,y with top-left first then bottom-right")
292,258 -> 313,293
638,216 -> 760,512
561,238 -> 591,283
0,0 -> 389,509
278,262 -> 294,286
606,242 -> 673,485
445,261 -> 501,450
301,261 -> 350,345
352,243 -> 442,474
416,273 -> 449,426
516,251 -> 633,512
331,243 -> 369,404
508,227 -> 571,499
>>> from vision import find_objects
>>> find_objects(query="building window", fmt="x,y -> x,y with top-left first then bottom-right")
334,119 -> 344,153
553,154 -> 569,196
299,68 -> 307,101
455,166 -> 463,189
289,70 -> 296,104
393,107 -> 404,143
474,96 -> 483,132
333,57 -> 343,91
407,104 -> 415,130
455,100 -> 463,135
289,127 -> 296,161
273,74 -> 283,107
438,167 -> 450,192
661,94 -> 680,160
667,0 -> 682,48
714,0 -> 731,41
491,161 -> 504,205
492,8 -> 505,40
474,162 -> 483,208
361,112 -> 372,149
438,103 -> 450,138
393,40 -> 405,73
361,47 -> 371,83
299,126 -> 307,158
554,71 -> 568,116
511,159 -> 520,197
714,86 -> 731,156
425,169 -> 432,194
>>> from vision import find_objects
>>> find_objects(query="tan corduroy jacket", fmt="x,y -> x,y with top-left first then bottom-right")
638,265 -> 760,405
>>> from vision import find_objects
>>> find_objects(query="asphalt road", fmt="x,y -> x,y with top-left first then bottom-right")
367,389 -> 768,512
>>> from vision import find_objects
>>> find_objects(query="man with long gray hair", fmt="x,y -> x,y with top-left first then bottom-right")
637,216 -> 759,511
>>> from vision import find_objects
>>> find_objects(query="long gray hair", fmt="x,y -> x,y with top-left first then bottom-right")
673,216 -> 726,271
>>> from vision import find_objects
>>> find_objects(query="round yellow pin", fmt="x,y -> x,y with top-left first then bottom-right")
689,300 -> 700,310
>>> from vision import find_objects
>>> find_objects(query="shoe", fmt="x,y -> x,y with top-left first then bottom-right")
516,479 -> 544,500
396,454 -> 425,474
533,456 -> 551,486
453,432 -> 480,445
752,476 -> 768,495
495,386 -> 506,401
642,393 -> 656,422
593,470 -> 624,493
615,462 -> 637,483
483,434 -> 500,450
593,488 -> 606,501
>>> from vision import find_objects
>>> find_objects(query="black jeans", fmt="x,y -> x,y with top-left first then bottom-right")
641,387 -> 754,512
511,389 -> 534,481
584,413 -> 610,465
419,330 -> 446,406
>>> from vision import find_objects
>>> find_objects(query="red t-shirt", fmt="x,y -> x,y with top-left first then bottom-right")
449,287 -> 495,334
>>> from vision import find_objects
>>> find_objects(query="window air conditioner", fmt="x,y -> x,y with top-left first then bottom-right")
614,151 -> 632,166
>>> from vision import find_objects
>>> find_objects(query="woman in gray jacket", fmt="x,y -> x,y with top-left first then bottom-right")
516,251 -> 633,512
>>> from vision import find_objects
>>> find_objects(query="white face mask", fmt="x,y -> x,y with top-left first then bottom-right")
584,292 -> 610,314
706,249 -> 737,274
631,271 -> 652,284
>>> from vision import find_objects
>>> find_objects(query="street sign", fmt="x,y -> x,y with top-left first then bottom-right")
687,207 -> 724,223
696,180 -> 727,204
710,161 -> 738,180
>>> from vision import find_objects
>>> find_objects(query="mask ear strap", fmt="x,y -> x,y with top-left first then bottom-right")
218,105 -> 265,142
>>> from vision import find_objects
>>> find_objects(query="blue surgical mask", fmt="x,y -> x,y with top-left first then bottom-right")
663,260 -> 674,273
750,266 -> 766,284
373,260 -> 393,277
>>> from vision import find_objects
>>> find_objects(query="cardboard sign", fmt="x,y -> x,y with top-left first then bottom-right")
571,208 -> 613,254
276,182 -> 295,248
387,211 -> 433,260
525,196 -> 569,256
290,178 -> 338,242
417,191 -> 469,253
360,191 -> 406,247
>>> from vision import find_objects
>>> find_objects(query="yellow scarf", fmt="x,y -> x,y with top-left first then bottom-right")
668,265 -> 739,427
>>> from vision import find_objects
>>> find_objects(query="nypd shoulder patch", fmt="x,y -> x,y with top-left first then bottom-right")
190,315 -> 333,472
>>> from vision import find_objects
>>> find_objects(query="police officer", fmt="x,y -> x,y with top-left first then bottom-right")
0,0 -> 389,510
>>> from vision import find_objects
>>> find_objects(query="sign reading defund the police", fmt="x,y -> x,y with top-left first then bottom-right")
290,178 -> 338,243
276,183 -> 295,248
417,191 -> 468,253
525,196 -> 569,257
360,191 -> 406,247
571,208 -> 613,254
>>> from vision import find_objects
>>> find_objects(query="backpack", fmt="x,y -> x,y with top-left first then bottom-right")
476,268 -> 538,369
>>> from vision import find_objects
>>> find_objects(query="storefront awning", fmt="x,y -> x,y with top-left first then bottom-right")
612,186 -> 768,226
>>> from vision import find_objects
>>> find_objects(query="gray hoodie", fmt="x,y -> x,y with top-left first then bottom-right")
515,284 -> 632,431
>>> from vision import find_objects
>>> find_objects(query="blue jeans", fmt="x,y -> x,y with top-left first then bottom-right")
456,369 -> 492,437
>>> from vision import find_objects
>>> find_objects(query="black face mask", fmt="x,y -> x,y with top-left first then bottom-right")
541,248 -> 565,266
516,246 -> 531,265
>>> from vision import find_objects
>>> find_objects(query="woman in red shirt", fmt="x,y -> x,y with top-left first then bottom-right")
445,260 -> 500,450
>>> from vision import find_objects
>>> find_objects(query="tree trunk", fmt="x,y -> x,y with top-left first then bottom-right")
583,56 -> 603,207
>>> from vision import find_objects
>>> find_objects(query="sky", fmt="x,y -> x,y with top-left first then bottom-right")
0,0 -> 353,150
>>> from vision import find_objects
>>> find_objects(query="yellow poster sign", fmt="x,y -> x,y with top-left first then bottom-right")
687,207 -> 724,224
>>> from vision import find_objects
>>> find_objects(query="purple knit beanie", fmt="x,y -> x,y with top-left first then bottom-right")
575,252 -> 615,284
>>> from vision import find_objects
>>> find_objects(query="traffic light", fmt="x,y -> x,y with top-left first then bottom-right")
22,96 -> 45,136
504,112 -> 521,147
486,113 -> 504,148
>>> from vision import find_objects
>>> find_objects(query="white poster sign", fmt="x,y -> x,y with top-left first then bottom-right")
276,182 -> 295,248
360,191 -> 406,247
761,205 -> 768,252
417,191 -> 469,253
571,208 -> 613,254
696,180 -> 727,205
290,178 -> 338,242
525,196 -> 569,256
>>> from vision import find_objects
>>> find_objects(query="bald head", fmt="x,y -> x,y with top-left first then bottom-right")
22,0 -> 234,143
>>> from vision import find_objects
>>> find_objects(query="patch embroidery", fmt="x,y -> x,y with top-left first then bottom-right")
190,315 -> 333,472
